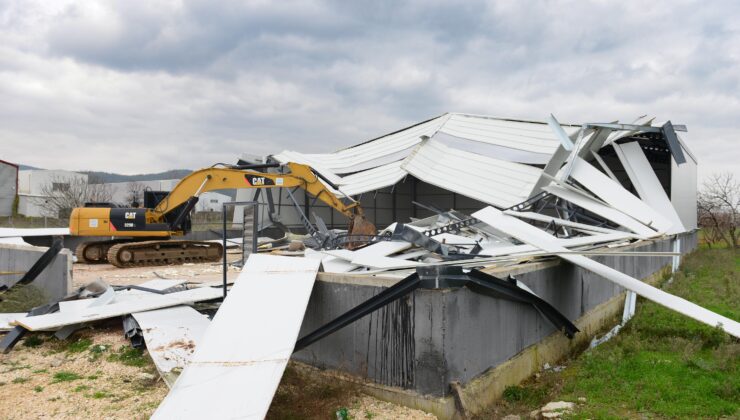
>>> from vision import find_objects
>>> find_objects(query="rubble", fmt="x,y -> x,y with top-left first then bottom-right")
1,113 -> 728,419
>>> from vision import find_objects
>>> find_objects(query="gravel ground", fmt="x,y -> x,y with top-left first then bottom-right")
0,261 -> 439,419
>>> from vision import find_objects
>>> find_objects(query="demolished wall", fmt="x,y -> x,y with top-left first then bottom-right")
294,232 -> 697,398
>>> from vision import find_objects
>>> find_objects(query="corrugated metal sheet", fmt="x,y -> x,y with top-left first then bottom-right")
401,139 -> 542,208
336,160 -> 407,196
438,113 -> 580,155
274,115 -> 446,174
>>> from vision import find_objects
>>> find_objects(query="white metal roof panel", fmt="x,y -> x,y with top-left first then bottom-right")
543,185 -> 657,238
439,113 -> 579,155
569,157 -> 673,232
152,255 -> 321,419
274,116 -> 446,175
401,139 -> 542,208
337,160 -> 408,196
613,141 -> 685,234
473,206 -> 740,338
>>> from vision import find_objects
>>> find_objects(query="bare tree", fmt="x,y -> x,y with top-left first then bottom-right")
38,175 -> 112,219
126,181 -> 146,207
697,172 -> 739,249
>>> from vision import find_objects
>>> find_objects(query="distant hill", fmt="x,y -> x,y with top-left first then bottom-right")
15,164 -> 193,183
82,169 -> 193,183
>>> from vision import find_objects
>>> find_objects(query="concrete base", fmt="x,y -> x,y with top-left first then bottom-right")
0,243 -> 73,303
293,232 -> 697,418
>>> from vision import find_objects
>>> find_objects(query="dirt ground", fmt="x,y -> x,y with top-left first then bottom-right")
0,260 -> 437,419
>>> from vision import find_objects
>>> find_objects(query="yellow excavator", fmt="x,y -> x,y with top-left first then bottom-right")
69,162 -> 376,267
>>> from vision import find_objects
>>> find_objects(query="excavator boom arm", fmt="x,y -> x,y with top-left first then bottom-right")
150,162 -> 361,221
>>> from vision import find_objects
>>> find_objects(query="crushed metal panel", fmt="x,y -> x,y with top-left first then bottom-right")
613,141 -> 685,234
14,287 -> 222,331
661,121 -> 686,164
543,185 -> 656,237
152,254 -> 321,419
432,131 -> 552,164
274,116 -> 446,175
132,306 -> 210,387
439,113 -> 577,154
568,157 -> 673,232
472,207 -> 740,338
504,210 -> 637,236
336,160 -> 408,196
402,138 -> 542,208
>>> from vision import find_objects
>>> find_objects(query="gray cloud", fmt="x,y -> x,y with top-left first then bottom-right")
0,0 -> 738,182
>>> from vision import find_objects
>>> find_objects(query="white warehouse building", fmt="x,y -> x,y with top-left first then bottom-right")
17,169 -> 88,218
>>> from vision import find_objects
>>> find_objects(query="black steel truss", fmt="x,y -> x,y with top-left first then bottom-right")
293,265 -> 578,352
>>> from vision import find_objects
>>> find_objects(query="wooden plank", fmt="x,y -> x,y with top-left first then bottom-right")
152,254 -> 321,419
473,206 -> 740,338
132,306 -> 210,388
14,287 -> 222,331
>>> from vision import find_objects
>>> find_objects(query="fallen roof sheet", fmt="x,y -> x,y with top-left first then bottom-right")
543,185 -> 657,237
152,254 -> 321,419
13,287 -> 221,331
132,306 -> 210,388
613,141 -> 685,235
472,207 -> 740,338
402,138 -> 542,208
0,313 -> 26,331
568,157 -> 673,232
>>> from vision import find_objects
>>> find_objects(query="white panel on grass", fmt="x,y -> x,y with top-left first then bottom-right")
472,206 -> 740,338
152,254 -> 321,420
132,306 -> 210,388
14,287 -> 222,331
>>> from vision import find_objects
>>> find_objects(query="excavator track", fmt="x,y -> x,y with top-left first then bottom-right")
106,240 -> 224,268
75,240 -> 129,264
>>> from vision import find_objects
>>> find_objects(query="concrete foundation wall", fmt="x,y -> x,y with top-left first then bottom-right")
0,243 -> 72,302
294,232 -> 697,398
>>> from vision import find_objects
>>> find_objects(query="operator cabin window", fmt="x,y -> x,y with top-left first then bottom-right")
210,199 -> 218,203
52,182 -> 70,192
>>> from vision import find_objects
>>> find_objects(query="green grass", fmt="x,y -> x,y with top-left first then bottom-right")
0,284 -> 49,312
65,338 -> 93,353
479,247 -> 740,419
107,346 -> 148,367
51,371 -> 83,383
12,377 -> 29,384
33,386 -> 43,393
74,385 -> 90,392
90,390 -> 112,399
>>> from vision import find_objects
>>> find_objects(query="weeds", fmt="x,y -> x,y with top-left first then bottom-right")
51,371 -> 83,383
108,346 -> 148,367
66,338 -> 92,353
22,335 -> 44,348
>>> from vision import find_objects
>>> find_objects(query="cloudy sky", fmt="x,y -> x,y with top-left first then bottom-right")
1,0 -> 738,181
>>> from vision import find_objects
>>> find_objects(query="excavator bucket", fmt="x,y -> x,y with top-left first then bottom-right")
348,214 -> 377,244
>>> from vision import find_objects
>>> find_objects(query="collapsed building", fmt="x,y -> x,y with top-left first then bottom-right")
235,113 -> 696,235
3,112 -> 732,419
